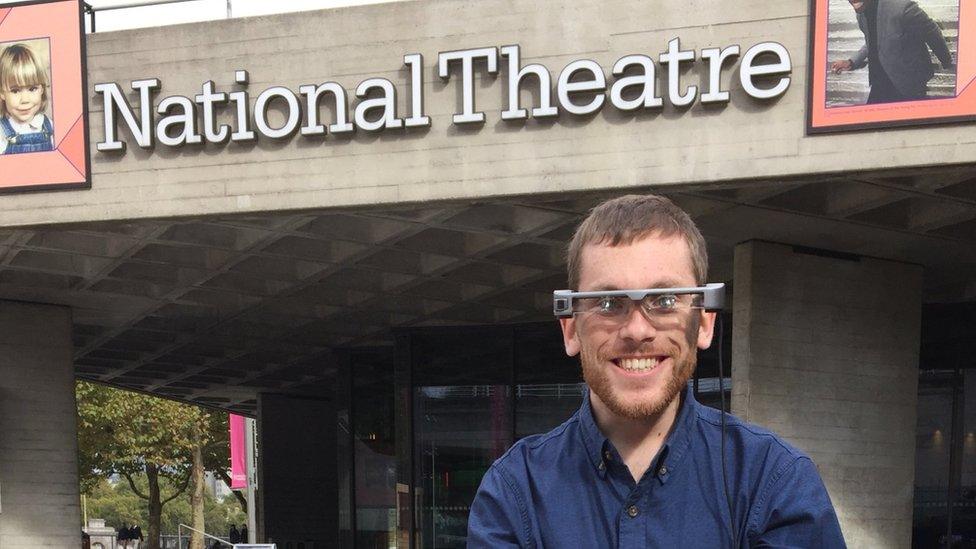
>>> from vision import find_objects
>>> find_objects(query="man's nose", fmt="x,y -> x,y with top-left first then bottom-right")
617,305 -> 658,342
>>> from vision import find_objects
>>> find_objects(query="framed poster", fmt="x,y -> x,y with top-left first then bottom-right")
808,0 -> 975,133
0,0 -> 89,192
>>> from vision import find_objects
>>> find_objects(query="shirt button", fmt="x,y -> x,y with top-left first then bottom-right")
604,450 -> 613,461
659,465 -> 668,476
627,505 -> 639,518
598,461 -> 605,470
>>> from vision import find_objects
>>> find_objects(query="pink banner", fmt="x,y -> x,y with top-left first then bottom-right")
229,414 -> 247,489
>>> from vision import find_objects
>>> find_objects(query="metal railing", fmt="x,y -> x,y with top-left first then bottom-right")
176,524 -> 233,548
84,0 -> 232,32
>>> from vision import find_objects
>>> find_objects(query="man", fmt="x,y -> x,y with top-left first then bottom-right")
467,195 -> 845,547
831,0 -> 954,104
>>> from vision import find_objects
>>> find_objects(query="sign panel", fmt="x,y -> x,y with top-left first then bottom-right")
808,0 -> 976,133
0,0 -> 89,192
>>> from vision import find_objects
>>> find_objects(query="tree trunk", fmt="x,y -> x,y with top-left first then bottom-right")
189,425 -> 206,549
146,464 -> 163,549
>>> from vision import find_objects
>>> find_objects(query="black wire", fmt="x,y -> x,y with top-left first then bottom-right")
717,314 -> 737,547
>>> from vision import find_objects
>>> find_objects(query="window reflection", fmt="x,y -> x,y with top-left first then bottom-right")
414,385 -> 512,549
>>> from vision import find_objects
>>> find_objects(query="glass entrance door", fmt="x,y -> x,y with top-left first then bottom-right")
413,385 -> 512,549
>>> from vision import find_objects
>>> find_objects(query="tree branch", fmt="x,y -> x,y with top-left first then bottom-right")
161,472 -> 192,505
215,468 -> 248,512
123,472 -> 149,501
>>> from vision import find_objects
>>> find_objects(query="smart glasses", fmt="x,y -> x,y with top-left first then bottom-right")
552,283 -> 726,322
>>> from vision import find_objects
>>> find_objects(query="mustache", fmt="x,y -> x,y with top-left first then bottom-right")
598,342 -> 681,360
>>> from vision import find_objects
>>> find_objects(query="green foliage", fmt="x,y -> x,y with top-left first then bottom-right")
86,478 -> 246,535
77,380 -> 241,546
76,380 -> 206,492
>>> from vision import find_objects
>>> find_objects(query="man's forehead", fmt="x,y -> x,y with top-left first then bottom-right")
577,233 -> 697,284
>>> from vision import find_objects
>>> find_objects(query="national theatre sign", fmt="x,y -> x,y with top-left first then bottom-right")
94,40 -> 793,152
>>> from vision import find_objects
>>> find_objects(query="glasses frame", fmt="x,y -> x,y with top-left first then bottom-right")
552,282 -> 726,318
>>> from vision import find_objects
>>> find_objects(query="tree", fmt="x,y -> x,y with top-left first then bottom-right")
188,412 -> 234,549
77,381 -> 208,549
85,477 -> 246,538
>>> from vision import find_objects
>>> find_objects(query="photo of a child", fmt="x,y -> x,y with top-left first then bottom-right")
0,41 -> 54,155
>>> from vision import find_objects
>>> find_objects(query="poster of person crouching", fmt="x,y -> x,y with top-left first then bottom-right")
0,0 -> 90,192
808,0 -> 976,133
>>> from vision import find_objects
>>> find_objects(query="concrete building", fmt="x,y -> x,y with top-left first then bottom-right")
1,0 -> 975,547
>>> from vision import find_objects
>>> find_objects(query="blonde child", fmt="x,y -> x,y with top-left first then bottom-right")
0,43 -> 54,155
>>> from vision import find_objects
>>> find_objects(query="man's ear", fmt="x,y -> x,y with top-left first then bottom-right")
697,311 -> 717,350
559,317 -> 581,357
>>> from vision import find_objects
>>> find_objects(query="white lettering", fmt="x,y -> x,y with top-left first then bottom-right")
299,82 -> 353,136
254,86 -> 302,139
95,78 -> 160,152
609,55 -> 662,111
156,95 -> 201,146
699,45 -> 740,104
659,38 -> 697,107
438,47 -> 498,124
556,59 -> 606,115
500,44 -> 558,120
740,42 -> 792,100
355,78 -> 403,131
403,53 -> 431,128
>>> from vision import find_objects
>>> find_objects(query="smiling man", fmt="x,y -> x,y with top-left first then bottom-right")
467,194 -> 846,548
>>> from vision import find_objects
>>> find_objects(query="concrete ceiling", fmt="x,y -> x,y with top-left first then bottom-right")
2,163 -> 975,414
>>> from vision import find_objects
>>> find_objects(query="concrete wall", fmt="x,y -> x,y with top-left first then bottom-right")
732,241 -> 922,548
2,0 -> 976,227
257,393 -> 337,547
0,301 -> 81,549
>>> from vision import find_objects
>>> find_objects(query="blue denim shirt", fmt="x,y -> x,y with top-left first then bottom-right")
467,386 -> 846,548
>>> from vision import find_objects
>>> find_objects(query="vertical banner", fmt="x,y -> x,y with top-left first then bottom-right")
230,413 -> 247,489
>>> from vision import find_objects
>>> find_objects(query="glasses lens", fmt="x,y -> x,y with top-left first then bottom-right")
576,296 -> 631,317
574,293 -> 703,328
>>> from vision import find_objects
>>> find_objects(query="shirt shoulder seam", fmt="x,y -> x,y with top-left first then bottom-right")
490,462 -> 534,548
696,408 -> 805,458
745,455 -> 809,540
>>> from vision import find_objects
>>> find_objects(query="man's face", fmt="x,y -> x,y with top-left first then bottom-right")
559,233 -> 715,420
0,84 -> 44,125
849,0 -> 870,13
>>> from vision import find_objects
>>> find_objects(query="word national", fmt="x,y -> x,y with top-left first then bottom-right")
94,40 -> 792,151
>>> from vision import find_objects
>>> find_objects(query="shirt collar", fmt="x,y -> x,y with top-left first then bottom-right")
577,384 -> 700,483
6,114 -> 45,133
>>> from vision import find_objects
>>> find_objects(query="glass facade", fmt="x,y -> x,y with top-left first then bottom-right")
337,319 -> 733,548
912,303 -> 976,547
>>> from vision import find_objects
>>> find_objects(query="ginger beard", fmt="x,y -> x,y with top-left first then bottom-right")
579,312 -> 701,420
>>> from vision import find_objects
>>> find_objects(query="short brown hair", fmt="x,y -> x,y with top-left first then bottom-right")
566,194 -> 708,289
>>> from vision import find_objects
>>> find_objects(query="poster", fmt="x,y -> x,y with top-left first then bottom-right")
808,0 -> 975,133
0,0 -> 89,192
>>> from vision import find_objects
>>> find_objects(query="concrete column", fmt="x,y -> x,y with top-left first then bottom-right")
731,241 -> 922,548
0,300 -> 80,549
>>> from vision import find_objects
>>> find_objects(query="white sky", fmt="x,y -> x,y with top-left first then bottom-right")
2,0 -> 407,32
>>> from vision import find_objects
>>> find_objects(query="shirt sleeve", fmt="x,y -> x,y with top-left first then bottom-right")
747,457 -> 847,548
466,464 -> 529,548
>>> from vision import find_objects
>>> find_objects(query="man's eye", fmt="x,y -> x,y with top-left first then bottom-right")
650,295 -> 678,310
596,297 -> 625,314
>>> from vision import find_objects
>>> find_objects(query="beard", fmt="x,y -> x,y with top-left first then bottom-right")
580,316 -> 700,420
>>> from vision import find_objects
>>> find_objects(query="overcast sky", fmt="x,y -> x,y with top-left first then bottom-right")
4,0 -> 407,32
